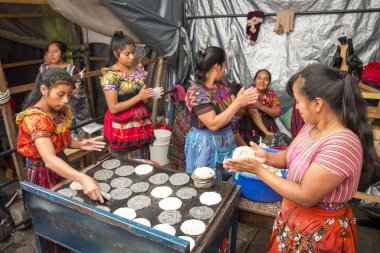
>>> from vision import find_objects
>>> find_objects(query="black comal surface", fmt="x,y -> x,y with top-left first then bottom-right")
55,156 -> 236,243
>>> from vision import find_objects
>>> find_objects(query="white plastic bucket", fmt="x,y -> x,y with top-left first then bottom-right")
154,129 -> 171,142
149,142 -> 170,166
150,129 -> 172,166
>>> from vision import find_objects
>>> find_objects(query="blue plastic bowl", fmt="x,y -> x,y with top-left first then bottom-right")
232,148 -> 287,202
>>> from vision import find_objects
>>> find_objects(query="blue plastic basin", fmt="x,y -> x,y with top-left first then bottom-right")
232,148 -> 287,202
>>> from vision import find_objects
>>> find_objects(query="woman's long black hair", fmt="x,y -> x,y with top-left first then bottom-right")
23,68 -> 73,110
194,46 -> 226,83
286,64 -> 377,177
106,31 -> 135,67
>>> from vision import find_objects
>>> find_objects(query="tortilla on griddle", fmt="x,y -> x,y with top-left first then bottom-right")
110,177 -> 133,188
94,169 -> 114,181
130,182 -> 150,193
158,210 -> 182,225
102,159 -> 121,170
127,195 -> 151,210
149,173 -> 169,185
110,188 -> 132,200
169,173 -> 190,186
115,165 -> 135,176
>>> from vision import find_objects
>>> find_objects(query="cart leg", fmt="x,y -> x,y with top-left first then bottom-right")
230,209 -> 238,253
35,235 -> 47,253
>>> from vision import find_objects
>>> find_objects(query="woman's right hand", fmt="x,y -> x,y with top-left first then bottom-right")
249,141 -> 267,164
138,85 -> 154,100
79,174 -> 104,203
235,87 -> 258,108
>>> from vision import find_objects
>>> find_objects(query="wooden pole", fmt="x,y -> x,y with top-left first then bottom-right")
151,57 -> 164,128
0,62 -> 25,181
83,50 -> 95,117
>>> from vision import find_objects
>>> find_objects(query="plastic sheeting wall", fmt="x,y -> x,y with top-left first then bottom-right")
185,0 -> 380,108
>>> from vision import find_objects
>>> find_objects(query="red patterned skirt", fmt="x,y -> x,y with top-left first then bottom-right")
26,151 -> 67,189
103,102 -> 154,150
268,198 -> 357,252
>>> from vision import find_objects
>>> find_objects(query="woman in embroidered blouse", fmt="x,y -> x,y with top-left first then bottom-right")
185,46 -> 258,180
17,68 -> 105,200
224,64 -> 377,252
239,69 -> 282,144
101,31 -> 160,159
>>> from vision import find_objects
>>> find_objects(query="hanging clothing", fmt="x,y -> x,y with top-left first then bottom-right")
246,11 -> 264,45
239,89 -> 281,144
273,10 -> 295,35
184,81 -> 237,180
100,64 -> 154,156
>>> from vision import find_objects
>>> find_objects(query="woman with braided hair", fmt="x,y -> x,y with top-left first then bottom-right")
224,64 -> 377,252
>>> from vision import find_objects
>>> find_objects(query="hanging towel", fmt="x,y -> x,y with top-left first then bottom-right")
273,10 -> 295,35
246,11 -> 264,45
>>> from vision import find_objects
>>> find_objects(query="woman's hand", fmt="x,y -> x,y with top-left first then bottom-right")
80,136 -> 106,151
249,141 -> 267,164
138,85 -> 154,100
235,87 -> 258,108
78,175 -> 104,203
223,157 -> 264,174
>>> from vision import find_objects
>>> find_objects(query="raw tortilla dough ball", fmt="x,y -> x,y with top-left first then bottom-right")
232,146 -> 255,159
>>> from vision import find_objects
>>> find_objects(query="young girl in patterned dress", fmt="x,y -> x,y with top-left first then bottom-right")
239,69 -> 282,144
185,46 -> 258,180
16,68 -> 105,252
101,31 -> 162,159
224,64 -> 377,252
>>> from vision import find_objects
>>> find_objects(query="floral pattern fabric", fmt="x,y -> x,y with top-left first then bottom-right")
100,64 -> 147,95
16,107 -> 72,159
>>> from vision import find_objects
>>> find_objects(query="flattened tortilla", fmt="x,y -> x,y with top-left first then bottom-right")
134,164 -> 153,175
153,224 -> 176,236
113,207 -> 136,220
180,219 -> 206,236
176,187 -> 197,200
199,192 -> 222,206
169,173 -> 190,186
149,173 -> 169,185
110,177 -> 133,188
102,159 -> 121,169
57,188 -> 77,197
158,197 -> 182,210
130,182 -> 150,193
94,169 -> 114,181
158,210 -> 182,225
151,186 -> 173,199
189,206 -> 214,220
133,218 -> 151,227
127,195 -> 151,210
115,165 -> 134,176
110,188 -> 132,200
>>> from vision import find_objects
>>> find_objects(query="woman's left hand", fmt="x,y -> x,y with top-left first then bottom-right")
80,136 -> 106,151
223,157 -> 263,174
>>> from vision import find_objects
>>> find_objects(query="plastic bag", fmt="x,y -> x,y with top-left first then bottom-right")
359,181 -> 380,221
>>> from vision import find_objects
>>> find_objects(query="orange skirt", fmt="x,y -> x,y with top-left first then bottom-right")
268,198 -> 357,253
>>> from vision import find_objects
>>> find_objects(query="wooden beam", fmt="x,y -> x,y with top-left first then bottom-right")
2,59 -> 44,69
359,82 -> 380,93
84,53 -> 95,116
0,13 -> 60,18
0,62 -> 26,181
0,0 -> 47,3
354,191 -> 380,204
9,83 -> 34,94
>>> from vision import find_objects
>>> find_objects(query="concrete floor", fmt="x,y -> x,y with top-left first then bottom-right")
1,198 -> 379,253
